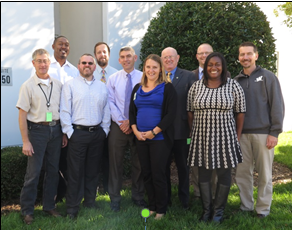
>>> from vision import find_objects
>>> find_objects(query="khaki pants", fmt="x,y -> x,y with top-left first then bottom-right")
235,134 -> 274,215
192,166 -> 217,199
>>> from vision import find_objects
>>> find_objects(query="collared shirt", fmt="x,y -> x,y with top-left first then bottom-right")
16,74 -> 62,122
48,56 -> 79,84
60,75 -> 111,138
94,64 -> 118,83
165,67 -> 178,82
199,66 -> 204,80
107,69 -> 142,125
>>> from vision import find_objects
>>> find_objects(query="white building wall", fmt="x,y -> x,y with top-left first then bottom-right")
1,2 -> 54,147
105,2 -> 165,70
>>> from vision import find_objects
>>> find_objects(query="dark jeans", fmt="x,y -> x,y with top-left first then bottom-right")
20,122 -> 62,215
66,126 -> 105,214
137,139 -> 171,214
108,122 -> 144,202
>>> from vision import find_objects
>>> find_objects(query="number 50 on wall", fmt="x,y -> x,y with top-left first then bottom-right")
1,67 -> 12,86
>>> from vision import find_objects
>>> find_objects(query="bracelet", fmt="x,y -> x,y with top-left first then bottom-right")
151,130 -> 156,137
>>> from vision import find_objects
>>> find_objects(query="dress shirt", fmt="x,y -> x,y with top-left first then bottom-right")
60,75 -> 111,138
199,66 -> 204,80
165,67 -> 177,82
16,74 -> 62,122
94,64 -> 118,83
107,69 -> 142,126
48,56 -> 79,84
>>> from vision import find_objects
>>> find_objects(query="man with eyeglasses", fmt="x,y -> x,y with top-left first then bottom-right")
161,47 -> 196,210
107,46 -> 145,212
60,54 -> 110,219
17,49 -> 64,225
93,42 -> 118,195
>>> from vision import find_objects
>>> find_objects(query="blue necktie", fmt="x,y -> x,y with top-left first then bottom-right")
124,73 -> 132,119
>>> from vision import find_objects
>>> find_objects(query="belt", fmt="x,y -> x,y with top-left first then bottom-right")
28,120 -> 60,126
73,124 -> 100,132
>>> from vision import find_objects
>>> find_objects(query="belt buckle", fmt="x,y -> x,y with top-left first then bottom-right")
49,120 -> 56,126
89,127 -> 94,132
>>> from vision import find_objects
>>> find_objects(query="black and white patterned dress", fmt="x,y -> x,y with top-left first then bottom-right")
187,78 -> 246,169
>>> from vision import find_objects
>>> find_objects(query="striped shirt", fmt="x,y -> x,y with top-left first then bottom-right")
60,75 -> 110,138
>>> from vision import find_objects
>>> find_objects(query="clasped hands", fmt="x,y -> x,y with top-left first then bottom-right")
119,120 -> 133,135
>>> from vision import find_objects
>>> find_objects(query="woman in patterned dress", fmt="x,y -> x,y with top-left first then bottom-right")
187,52 -> 246,223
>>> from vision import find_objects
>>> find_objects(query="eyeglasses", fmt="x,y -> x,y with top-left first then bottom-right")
197,52 -> 212,56
34,59 -> 50,64
163,55 -> 175,60
81,62 -> 94,65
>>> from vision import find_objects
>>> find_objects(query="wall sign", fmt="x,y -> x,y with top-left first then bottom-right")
1,67 -> 12,86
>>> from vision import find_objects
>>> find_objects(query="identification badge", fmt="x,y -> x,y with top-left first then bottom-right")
46,112 -> 53,122
187,138 -> 191,145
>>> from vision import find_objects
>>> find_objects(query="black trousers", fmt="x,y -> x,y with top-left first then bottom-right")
137,139 -> 171,214
56,145 -> 68,203
166,139 -> 189,205
66,127 -> 105,214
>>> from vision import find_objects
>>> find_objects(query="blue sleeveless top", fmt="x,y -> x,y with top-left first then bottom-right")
134,83 -> 165,140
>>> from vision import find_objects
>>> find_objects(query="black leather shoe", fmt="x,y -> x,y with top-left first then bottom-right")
44,209 -> 62,217
110,201 -> 120,212
132,199 -> 147,208
83,203 -> 99,209
182,203 -> 189,210
67,213 -> 77,219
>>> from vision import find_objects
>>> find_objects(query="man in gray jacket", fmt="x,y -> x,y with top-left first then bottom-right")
234,42 -> 284,219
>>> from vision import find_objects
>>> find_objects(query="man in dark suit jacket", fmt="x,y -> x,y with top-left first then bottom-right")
161,47 -> 197,210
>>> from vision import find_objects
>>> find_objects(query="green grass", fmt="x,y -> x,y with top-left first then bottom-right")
1,132 -> 291,230
275,131 -> 292,170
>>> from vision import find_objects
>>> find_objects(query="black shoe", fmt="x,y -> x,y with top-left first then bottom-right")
83,203 -> 99,209
182,203 -> 189,210
257,214 -> 266,219
67,213 -> 77,219
132,199 -> 147,208
110,201 -> 120,212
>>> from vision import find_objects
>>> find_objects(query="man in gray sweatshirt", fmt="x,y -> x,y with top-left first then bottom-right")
234,42 -> 284,219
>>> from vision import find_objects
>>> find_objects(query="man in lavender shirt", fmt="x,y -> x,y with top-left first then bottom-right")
107,46 -> 145,211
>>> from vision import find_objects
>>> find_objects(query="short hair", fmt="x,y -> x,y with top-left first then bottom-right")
203,52 -> 228,86
141,54 -> 170,87
53,35 -> 68,45
197,43 -> 213,53
119,46 -> 135,55
32,49 -> 50,60
78,53 -> 96,65
239,42 -> 258,53
93,42 -> 110,55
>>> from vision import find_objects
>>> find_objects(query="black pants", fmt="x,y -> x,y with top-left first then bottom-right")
66,127 -> 105,214
137,139 -> 171,214
198,167 -> 231,186
56,145 -> 68,203
166,139 -> 189,205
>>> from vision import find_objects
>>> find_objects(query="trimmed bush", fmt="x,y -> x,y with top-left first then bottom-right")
140,2 -> 277,77
1,146 -> 27,201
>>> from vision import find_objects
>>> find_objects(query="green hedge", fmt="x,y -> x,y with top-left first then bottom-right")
1,146 -> 27,201
140,2 -> 277,77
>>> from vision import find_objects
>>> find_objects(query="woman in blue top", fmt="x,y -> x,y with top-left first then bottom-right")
129,54 -> 177,219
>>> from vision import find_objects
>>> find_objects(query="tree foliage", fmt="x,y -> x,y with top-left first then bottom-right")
140,2 -> 277,77
274,2 -> 292,28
